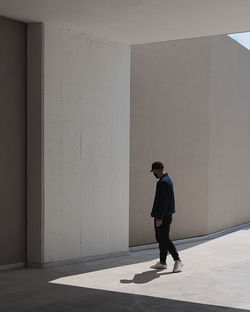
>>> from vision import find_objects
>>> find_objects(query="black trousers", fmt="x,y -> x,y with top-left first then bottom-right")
154,215 -> 180,264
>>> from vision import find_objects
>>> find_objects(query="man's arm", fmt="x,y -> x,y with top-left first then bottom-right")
156,182 -> 171,221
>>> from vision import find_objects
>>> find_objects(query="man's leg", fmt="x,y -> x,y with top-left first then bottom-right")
154,220 -> 168,264
161,215 -> 180,261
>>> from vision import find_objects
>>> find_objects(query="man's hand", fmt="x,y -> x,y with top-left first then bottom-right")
155,219 -> 162,227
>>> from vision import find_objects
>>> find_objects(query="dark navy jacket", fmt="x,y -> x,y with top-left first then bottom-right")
151,173 -> 176,219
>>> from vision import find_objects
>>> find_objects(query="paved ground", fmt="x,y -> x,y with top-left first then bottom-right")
1,227 -> 250,311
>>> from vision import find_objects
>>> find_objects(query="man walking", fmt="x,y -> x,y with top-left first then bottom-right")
150,161 -> 183,272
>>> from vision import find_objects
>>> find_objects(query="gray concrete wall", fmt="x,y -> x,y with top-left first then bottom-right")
43,24 -> 130,263
27,23 -> 44,266
0,16 -> 27,266
208,36 -> 250,233
130,35 -> 250,246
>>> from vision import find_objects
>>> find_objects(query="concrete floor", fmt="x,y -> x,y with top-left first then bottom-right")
1,228 -> 250,312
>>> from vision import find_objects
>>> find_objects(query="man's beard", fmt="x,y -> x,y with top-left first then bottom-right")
153,173 -> 159,179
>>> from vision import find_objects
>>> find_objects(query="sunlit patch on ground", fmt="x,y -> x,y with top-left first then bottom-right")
51,229 -> 250,310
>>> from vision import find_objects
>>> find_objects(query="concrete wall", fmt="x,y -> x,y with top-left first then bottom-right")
0,16 -> 27,267
43,24 -> 130,263
208,36 -> 250,233
130,35 -> 250,246
27,23 -> 44,266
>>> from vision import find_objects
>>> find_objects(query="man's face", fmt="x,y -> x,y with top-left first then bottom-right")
152,169 -> 161,179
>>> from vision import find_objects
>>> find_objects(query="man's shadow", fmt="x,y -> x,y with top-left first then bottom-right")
120,269 -> 173,284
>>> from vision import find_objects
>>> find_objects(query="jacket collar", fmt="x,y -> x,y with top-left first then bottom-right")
159,172 -> 168,181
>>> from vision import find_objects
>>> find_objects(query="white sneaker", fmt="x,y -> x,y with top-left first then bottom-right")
150,262 -> 167,269
173,260 -> 183,273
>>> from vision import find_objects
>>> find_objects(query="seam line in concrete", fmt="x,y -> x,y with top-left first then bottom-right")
130,221 -> 250,252
0,262 -> 26,271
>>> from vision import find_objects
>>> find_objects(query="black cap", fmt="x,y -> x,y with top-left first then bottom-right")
150,161 -> 164,172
